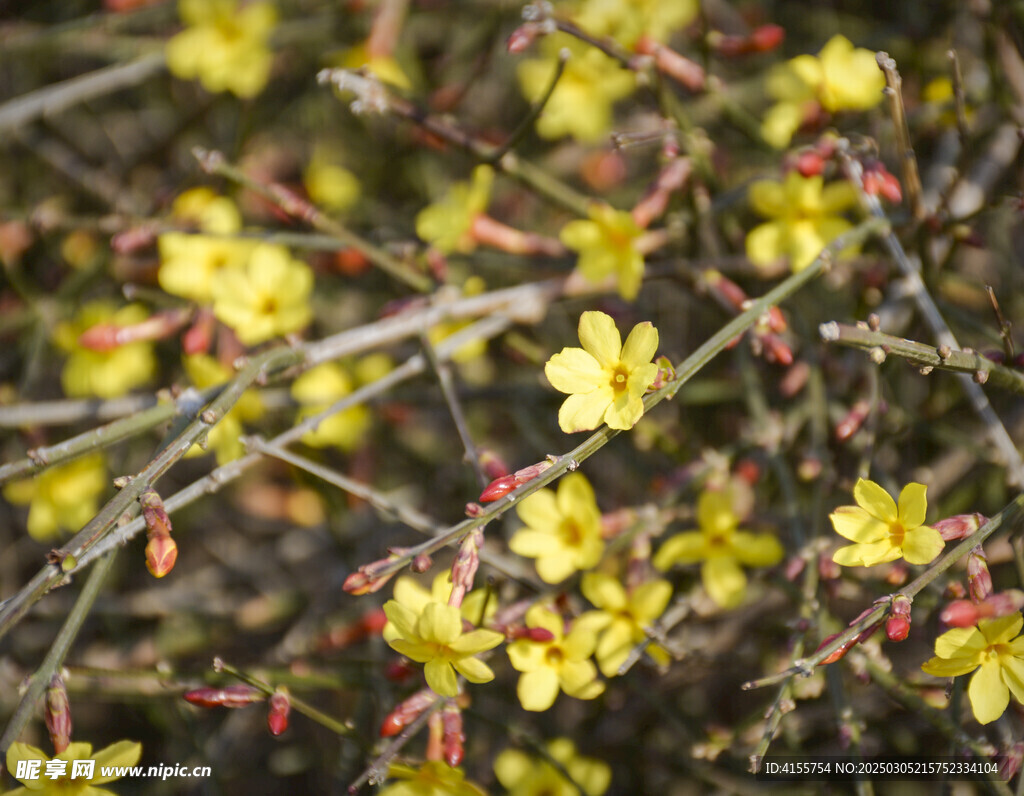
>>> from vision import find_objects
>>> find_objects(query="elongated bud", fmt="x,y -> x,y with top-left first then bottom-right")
711,24 -> 784,56
816,632 -> 856,665
343,555 -> 399,595
835,400 -> 870,442
442,703 -> 464,767
942,590 -> 1024,627
267,690 -> 291,736
183,308 -> 215,356
145,534 -> 178,578
449,529 -> 483,608
631,157 -> 692,229
184,685 -> 264,708
79,309 -> 191,351
633,36 -> 705,90
940,599 -> 980,627
885,595 -> 912,642
967,547 -> 992,602
45,675 -> 72,755
509,626 -> 556,643
478,460 -> 553,502
381,690 -> 438,738
932,513 -> 986,541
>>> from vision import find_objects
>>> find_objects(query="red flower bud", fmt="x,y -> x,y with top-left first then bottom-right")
145,534 -> 178,578
793,150 -> 826,177
835,400 -> 870,442
816,632 -> 856,665
940,599 -> 981,627
45,675 -> 72,755
479,450 -> 509,480
184,685 -> 264,708
380,690 -> 438,737
932,513 -> 986,541
967,548 -> 993,602
267,691 -> 291,736
442,704 -> 464,768
479,475 -> 518,503
885,596 -> 912,642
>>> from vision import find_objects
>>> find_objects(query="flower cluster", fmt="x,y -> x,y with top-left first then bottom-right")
560,204 -> 646,300
3,453 -> 107,543
494,737 -> 611,796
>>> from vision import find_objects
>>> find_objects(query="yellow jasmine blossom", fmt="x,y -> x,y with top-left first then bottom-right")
517,34 -> 635,142
746,171 -> 859,272
303,145 -> 361,214
383,573 -> 497,634
544,310 -> 659,433
290,363 -> 370,451
653,489 -> 784,608
3,453 -> 106,543
380,761 -> 486,796
210,243 -> 313,345
830,478 -> 944,567
579,572 -> 672,676
494,737 -> 611,796
166,0 -> 277,98
383,600 -> 503,697
560,203 -> 645,300
170,187 -> 242,233
509,472 -> 604,584
6,739 -> 141,796
183,354 -> 264,464
574,0 -> 697,49
158,235 -> 256,304
921,614 -> 1024,725
762,35 -> 885,149
54,302 -> 157,398
506,604 -> 604,712
415,167 -> 494,255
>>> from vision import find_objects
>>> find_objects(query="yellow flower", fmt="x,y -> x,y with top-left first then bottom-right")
6,739 -> 141,796
921,614 -> 1024,725
210,243 -> 313,345
762,35 -> 885,148
383,573 -> 497,633
380,761 -> 486,796
494,738 -> 611,796
579,572 -> 672,676
383,600 -> 503,697
415,166 -> 493,255
54,302 -> 157,398
166,0 -> 277,98
3,453 -> 106,543
544,310 -> 659,433
745,171 -> 859,272
560,204 -> 645,300
517,34 -> 635,142
653,488 -> 784,608
830,478 -> 944,567
304,148 -> 361,214
158,235 -> 256,304
183,354 -> 264,464
574,0 -> 698,49
506,604 -> 604,712
168,187 -> 242,233
509,472 -> 604,584
290,363 -> 370,451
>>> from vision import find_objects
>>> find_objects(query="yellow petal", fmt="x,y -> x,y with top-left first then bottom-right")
979,614 -> 1024,646
525,604 -> 563,637
559,390 -> 614,433
853,479 -> 898,523
449,629 -> 503,655
545,347 -> 605,394
653,531 -> 706,569
582,573 -> 626,611
620,322 -> 658,368
935,626 -> 987,660
731,532 -> 784,567
897,477 -> 929,528
418,602 -> 461,645
425,658 -> 459,697
536,554 -> 579,584
493,749 -> 532,789
832,540 -> 901,567
900,526 -> 944,565
745,221 -> 785,268
577,311 -> 621,367
921,655 -> 979,678
383,600 -> 418,640
830,505 -> 888,543
517,668 -> 560,711
559,658 -> 600,695
702,556 -> 746,608
969,659 -> 1010,724
452,656 -> 495,684
90,740 -> 142,782
697,490 -> 737,536
630,579 -> 673,621
748,180 -> 786,217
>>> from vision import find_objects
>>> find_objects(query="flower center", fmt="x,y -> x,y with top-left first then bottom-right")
544,646 -> 565,666
609,363 -> 629,394
888,521 -> 906,548
561,519 -> 583,545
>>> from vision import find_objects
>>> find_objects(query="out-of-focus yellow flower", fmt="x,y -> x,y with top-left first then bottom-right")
831,478 -> 944,567
54,302 -> 157,398
921,614 -> 1024,725
654,488 -> 783,608
304,148 -> 361,214
3,453 -> 106,543
544,310 -> 659,433
495,737 -> 612,796
290,363 -> 370,451
579,572 -> 672,676
509,472 -> 604,584
745,171 -> 859,272
574,0 -> 697,49
383,600 -> 503,697
762,35 -> 885,148
416,167 -> 493,255
428,277 -> 489,364
169,187 -> 242,233
166,0 -> 277,98
210,244 -> 313,345
183,354 -> 264,464
6,739 -> 141,796
506,604 -> 604,712
342,41 -> 413,90
380,761 -> 486,796
518,34 -> 635,142
560,203 -> 645,299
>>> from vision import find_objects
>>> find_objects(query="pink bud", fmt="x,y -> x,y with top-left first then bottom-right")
479,475 -> 518,503
967,547 -> 993,602
184,685 -> 264,708
381,690 -> 437,737
267,691 -> 290,736
932,513 -> 986,541
45,675 -> 72,755
940,600 -> 981,627
145,534 -> 178,578
442,703 -> 464,767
